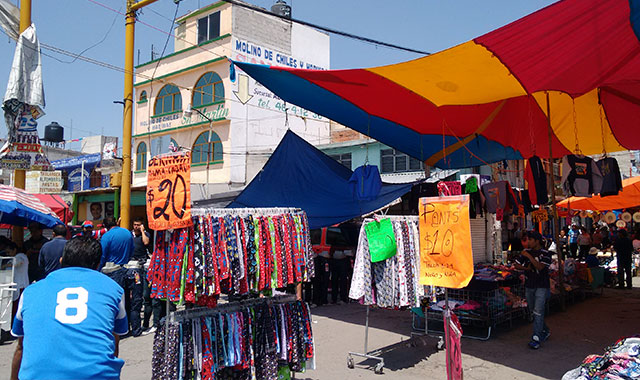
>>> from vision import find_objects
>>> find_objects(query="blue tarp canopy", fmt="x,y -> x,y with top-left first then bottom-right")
51,153 -> 102,191
228,130 -> 415,229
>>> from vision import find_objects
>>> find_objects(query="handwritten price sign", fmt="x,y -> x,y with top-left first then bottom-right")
146,151 -> 193,231
419,195 -> 473,288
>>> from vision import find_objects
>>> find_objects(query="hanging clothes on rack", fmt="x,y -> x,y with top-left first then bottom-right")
561,154 -> 604,197
152,298 -> 315,380
596,156 -> 623,197
147,208 -> 315,305
524,155 -> 549,205
463,176 -> 484,219
349,216 -> 423,308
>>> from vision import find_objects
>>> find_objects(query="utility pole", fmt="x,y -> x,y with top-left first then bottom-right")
12,0 -> 31,244
120,0 -> 159,229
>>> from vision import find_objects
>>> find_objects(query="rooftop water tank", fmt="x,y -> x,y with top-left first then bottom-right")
271,0 -> 291,19
44,121 -> 64,143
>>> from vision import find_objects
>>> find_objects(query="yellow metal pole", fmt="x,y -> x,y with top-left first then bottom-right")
120,1 -> 135,229
120,0 -> 159,229
13,0 -> 31,244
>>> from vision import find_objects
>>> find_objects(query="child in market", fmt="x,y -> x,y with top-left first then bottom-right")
514,231 -> 551,349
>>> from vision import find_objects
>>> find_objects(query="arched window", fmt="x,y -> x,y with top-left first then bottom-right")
193,72 -> 224,107
139,90 -> 147,103
136,142 -> 147,171
154,84 -> 182,115
192,131 -> 223,164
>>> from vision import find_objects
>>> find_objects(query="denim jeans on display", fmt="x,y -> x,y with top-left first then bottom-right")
525,287 -> 550,340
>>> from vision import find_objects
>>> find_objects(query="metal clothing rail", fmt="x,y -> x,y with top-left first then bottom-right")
168,294 -> 297,323
191,207 -> 303,217
348,215 -> 421,375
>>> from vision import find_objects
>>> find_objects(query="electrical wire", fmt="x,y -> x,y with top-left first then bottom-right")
221,0 -> 430,55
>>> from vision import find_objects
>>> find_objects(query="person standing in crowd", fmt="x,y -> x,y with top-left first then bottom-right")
558,229 -> 568,257
614,229 -> 633,289
74,220 -> 96,239
100,217 -> 142,337
23,222 -> 49,282
568,225 -> 579,258
591,226 -> 603,249
577,227 -> 592,259
601,227 -> 611,249
3,243 -> 28,329
38,224 -> 67,278
515,231 -> 552,349
10,238 -> 128,380
130,217 -> 154,335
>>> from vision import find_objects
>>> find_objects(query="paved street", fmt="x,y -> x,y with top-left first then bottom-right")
1,278 -> 639,379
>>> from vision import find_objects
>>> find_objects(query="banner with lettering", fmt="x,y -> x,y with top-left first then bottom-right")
147,151 -> 192,231
419,195 -> 473,288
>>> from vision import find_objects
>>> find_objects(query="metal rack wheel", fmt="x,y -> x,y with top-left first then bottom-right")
347,356 -> 354,369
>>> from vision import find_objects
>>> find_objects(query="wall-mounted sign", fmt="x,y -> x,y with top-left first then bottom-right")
25,170 -> 62,193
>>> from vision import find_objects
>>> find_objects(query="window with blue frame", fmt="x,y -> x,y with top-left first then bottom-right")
192,131 -> 223,164
193,72 -> 224,107
139,90 -> 147,103
154,84 -> 182,115
136,142 -> 147,171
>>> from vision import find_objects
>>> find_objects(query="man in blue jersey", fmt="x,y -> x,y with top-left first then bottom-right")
100,216 -> 142,337
10,237 -> 128,380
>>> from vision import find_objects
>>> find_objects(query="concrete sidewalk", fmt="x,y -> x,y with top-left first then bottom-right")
2,279 -> 639,379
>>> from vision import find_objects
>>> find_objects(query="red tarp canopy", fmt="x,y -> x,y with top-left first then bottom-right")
0,194 -> 71,229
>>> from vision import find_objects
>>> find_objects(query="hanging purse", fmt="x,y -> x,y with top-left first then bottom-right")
365,218 -> 397,262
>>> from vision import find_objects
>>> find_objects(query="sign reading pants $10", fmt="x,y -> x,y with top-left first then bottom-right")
147,151 -> 193,231
419,195 -> 473,288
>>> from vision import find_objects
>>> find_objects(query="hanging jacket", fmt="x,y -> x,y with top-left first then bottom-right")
524,156 -> 548,205
463,177 -> 483,219
596,157 -> 623,197
349,165 -> 382,201
561,155 -> 603,197
482,181 -> 515,214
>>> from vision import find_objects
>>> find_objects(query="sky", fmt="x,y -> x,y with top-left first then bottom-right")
0,0 -> 557,152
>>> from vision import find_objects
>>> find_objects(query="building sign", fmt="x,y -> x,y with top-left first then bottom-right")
25,170 -> 62,193
147,151 -> 192,230
0,105 -> 52,170
138,103 -> 230,134
419,195 -> 473,288
231,37 -> 325,120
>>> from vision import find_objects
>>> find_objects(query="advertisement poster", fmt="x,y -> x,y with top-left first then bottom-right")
146,151 -> 192,230
418,195 -> 473,288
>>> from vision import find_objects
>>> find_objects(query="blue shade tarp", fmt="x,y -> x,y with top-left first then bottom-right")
51,153 -> 101,191
0,184 -> 61,228
228,130 -> 414,229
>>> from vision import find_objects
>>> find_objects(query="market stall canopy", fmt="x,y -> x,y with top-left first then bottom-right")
0,194 -> 71,228
0,184 -> 62,227
233,0 -> 640,169
228,130 -> 414,229
556,176 -> 640,211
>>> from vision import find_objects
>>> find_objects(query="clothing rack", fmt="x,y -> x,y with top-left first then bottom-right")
347,215 -> 420,375
168,294 -> 297,323
191,207 -> 303,217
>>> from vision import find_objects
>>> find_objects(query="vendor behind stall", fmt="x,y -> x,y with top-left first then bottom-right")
585,247 -> 600,268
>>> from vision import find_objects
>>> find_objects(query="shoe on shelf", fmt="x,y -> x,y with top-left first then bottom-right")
141,326 -> 157,336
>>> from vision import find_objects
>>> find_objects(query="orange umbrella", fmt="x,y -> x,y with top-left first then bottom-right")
557,177 -> 640,211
